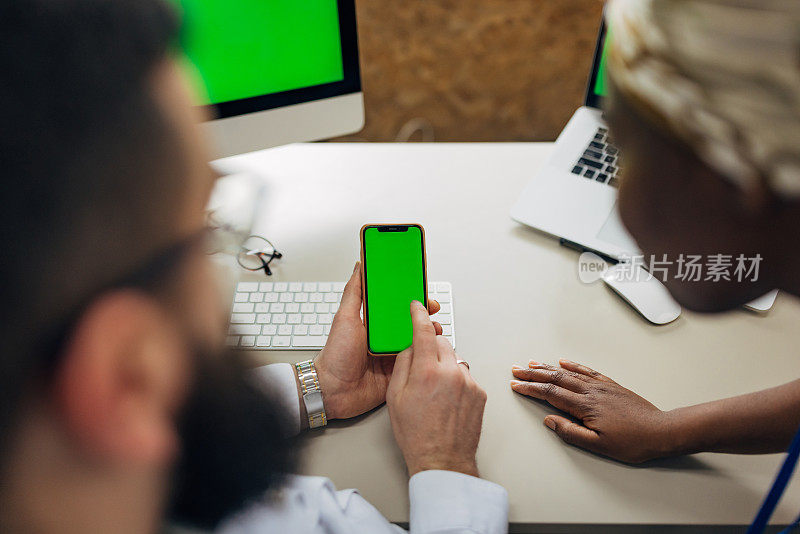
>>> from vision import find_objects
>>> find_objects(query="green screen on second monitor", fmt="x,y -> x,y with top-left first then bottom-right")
593,39 -> 609,98
174,0 -> 345,105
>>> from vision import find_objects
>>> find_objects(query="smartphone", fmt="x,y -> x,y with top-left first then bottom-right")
360,224 -> 428,355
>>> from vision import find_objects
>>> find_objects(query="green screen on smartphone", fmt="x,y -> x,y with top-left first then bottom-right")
362,225 -> 427,354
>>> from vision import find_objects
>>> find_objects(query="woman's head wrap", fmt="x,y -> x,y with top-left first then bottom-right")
606,0 -> 800,197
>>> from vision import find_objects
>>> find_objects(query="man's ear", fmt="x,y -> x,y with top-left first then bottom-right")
53,290 -> 190,466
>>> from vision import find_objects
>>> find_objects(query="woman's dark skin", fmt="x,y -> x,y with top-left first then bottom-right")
509,79 -> 800,464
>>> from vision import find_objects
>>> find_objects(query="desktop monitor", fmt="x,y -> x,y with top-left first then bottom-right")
174,0 -> 364,157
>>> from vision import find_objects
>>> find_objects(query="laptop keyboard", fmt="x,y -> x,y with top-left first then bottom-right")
570,127 -> 620,187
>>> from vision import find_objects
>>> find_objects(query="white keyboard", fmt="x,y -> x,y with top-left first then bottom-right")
228,281 -> 456,350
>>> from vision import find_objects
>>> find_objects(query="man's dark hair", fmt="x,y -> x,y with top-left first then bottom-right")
0,0 -> 183,459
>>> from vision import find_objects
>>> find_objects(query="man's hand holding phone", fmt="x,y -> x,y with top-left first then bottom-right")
315,263 -> 442,420
387,301 -> 487,478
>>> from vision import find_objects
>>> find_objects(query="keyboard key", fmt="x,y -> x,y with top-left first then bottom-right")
256,336 -> 272,347
231,313 -> 256,324
270,303 -> 285,313
237,282 -> 258,292
274,282 -> 288,292
226,336 -> 239,347
578,157 -> 603,170
301,303 -> 315,313
607,146 -> 618,155
310,293 -> 323,303
440,303 -> 452,314
255,303 -> 269,313
272,313 -> 287,324
229,324 -> 261,336
436,283 -> 449,292
609,177 -> 620,187
330,303 -> 340,313
605,155 -> 616,163
584,149 -> 602,160
259,282 -> 273,292
310,324 -> 324,335
234,293 -> 249,303
287,314 -> 302,324
315,303 -> 329,313
272,336 -> 291,347
589,141 -> 604,150
318,314 -> 333,325
584,169 -> 596,179
240,336 -> 256,347
594,132 -> 605,140
249,293 -> 264,303
232,302 -> 254,313
292,335 -> 326,347
289,282 -> 303,292
598,127 -> 608,133
435,313 -> 452,325
595,174 -> 608,184
294,292 -> 309,302
324,293 -> 338,303
571,165 -> 583,175
286,303 -> 300,313
256,314 -> 271,324
279,293 -> 293,303
435,292 -> 451,303
264,293 -> 279,302
324,325 -> 332,335
294,325 -> 309,335
262,325 -> 278,335
303,282 -> 317,292
333,282 -> 346,292
606,165 -> 618,175
318,282 -> 332,292
303,314 -> 317,324
278,325 -> 293,336
442,325 -> 453,336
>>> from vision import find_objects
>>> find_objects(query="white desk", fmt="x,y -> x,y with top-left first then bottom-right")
215,143 -> 800,530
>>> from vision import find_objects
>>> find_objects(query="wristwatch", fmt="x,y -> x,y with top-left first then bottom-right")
295,360 -> 327,429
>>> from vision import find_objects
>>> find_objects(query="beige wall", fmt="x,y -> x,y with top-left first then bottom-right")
334,0 -> 604,142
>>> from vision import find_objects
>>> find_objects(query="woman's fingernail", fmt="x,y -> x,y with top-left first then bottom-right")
510,380 -> 523,388
544,417 -> 556,430
529,360 -> 540,367
561,359 -> 576,364
512,365 -> 523,370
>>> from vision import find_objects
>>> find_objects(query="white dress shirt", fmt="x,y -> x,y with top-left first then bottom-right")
220,363 -> 509,534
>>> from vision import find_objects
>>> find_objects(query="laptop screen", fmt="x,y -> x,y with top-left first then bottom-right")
584,21 -> 609,109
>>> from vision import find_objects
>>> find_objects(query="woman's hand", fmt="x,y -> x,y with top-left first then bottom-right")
314,262 -> 441,420
510,359 -> 676,463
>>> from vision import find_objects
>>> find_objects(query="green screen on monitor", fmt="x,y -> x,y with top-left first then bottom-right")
173,0 -> 346,105
363,226 -> 426,354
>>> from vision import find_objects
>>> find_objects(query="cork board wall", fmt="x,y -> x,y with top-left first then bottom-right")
333,0 -> 604,142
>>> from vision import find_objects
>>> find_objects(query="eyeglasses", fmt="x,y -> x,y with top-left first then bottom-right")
205,210 -> 283,277
236,235 -> 283,276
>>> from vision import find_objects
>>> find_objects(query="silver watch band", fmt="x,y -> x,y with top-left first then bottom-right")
295,360 -> 327,429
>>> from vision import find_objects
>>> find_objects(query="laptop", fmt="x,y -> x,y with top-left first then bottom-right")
510,19 -> 778,312
511,21 -> 637,261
